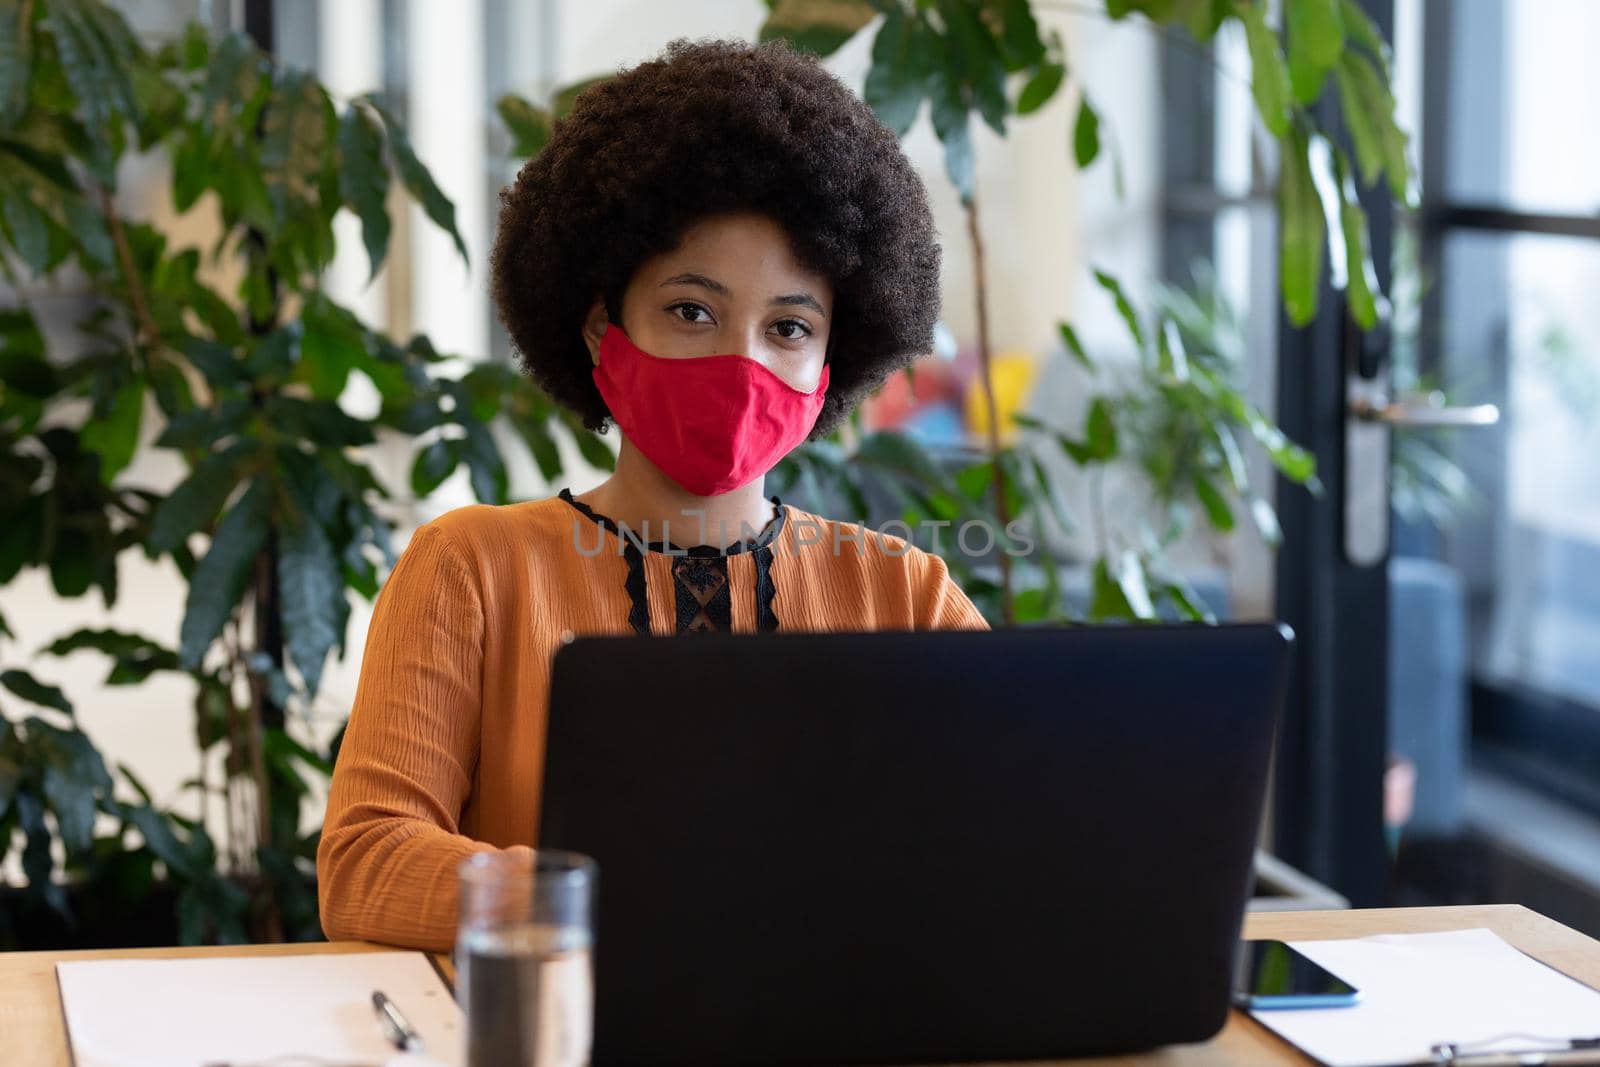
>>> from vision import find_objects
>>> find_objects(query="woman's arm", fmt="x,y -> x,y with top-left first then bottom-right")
918,549 -> 991,631
316,522 -> 525,951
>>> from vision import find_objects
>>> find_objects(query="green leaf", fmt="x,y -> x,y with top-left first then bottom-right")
61,193 -> 114,267
864,8 -> 928,137
0,491 -> 36,583
1073,95 -> 1101,167
495,94 -> 551,159
937,111 -> 974,202
1,669 -> 73,715
1106,0 -> 1179,17
80,379 -> 145,484
1333,53 -> 1380,188
551,75 -> 610,120
1162,575 -> 1217,622
1236,0 -> 1292,138
48,0 -> 138,178
512,417 -> 562,482
1286,0 -> 1344,104
940,0 -> 1008,135
0,744 -> 18,820
1335,155 -> 1381,329
410,437 -> 461,497
1084,396 -> 1118,461
261,68 -> 333,225
369,96 -> 468,263
1017,61 -> 1064,116
279,511 -> 343,700
1250,495 -> 1283,546
148,441 -> 254,554
1335,49 -> 1412,204
41,725 -> 109,853
1205,372 -> 1319,484
298,296 -> 368,400
170,130 -> 210,213
45,627 -> 179,685
1090,554 -> 1153,621
179,337 -> 237,384
1213,423 -> 1249,491
155,397 -> 249,451
148,361 -> 194,422
1157,319 -> 1191,381
1,188 -> 50,270
1278,125 -> 1325,326
243,327 -> 299,381
1184,0 -> 1231,40
993,0 -> 1048,71
569,423 -> 616,472
0,0 -> 33,129
1012,586 -> 1053,623
1057,398 -> 1119,467
1338,0 -> 1391,73
1193,472 -> 1235,530
270,396 -> 375,448
337,104 -> 391,281
15,790 -> 67,916
179,478 -> 269,670
1092,268 -> 1144,348
855,429 -> 959,493
954,458 -> 994,502
460,418 -> 507,504
1058,322 -> 1093,369
49,523 -> 101,599
758,0 -> 876,57
193,679 -> 231,751
1111,550 -> 1156,619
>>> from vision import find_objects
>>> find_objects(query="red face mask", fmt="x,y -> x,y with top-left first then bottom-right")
591,324 -> 831,497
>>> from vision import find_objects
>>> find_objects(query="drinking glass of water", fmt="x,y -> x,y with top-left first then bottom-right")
457,849 -> 596,1067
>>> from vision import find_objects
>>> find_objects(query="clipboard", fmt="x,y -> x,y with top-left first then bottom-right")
55,950 -> 462,1067
1243,929 -> 1600,1067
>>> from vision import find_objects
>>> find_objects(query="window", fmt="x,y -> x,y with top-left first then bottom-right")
1407,0 -> 1600,815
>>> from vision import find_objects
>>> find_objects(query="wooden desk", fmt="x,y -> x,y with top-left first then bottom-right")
6,905 -> 1598,1066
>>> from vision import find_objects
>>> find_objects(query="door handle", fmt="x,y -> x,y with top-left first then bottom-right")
1350,393 -> 1501,429
1343,383 -> 1500,567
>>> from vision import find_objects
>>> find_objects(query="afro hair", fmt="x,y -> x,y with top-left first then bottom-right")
489,37 -> 943,439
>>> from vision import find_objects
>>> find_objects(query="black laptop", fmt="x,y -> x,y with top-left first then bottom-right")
539,623 -> 1291,1066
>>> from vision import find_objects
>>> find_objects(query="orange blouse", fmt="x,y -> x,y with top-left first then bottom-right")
316,491 -> 989,951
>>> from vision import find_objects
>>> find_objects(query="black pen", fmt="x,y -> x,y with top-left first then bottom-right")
372,989 -> 426,1053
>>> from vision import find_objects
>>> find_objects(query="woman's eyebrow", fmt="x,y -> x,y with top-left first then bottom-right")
660,271 -> 731,296
660,272 -> 827,318
772,292 -> 827,318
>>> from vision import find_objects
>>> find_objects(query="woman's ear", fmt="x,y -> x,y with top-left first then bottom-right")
581,298 -> 609,367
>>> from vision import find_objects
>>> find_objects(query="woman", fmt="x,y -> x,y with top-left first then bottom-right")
317,38 -> 988,951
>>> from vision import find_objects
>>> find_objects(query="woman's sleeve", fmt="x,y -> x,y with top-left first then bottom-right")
316,521 -> 528,951
918,549 -> 992,631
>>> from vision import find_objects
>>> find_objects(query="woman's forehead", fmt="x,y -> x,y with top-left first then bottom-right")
638,215 -> 833,300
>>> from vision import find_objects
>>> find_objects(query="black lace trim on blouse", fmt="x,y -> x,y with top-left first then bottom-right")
673,555 -> 733,632
622,541 -> 650,635
558,488 -> 786,634
753,544 -> 778,632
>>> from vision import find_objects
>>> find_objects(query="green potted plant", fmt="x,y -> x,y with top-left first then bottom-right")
746,0 -> 1411,624
0,1 -> 608,944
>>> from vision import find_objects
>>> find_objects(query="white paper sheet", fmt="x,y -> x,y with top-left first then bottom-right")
56,950 -> 462,1067
1248,928 -> 1600,1067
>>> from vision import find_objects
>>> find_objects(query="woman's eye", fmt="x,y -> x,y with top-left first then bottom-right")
772,319 -> 813,341
669,302 -> 712,323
